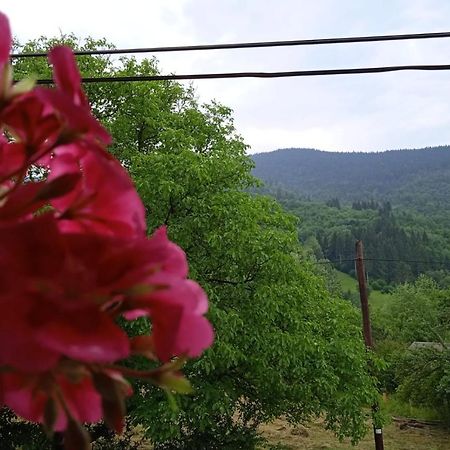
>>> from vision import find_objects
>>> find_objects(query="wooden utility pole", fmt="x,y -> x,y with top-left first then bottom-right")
355,240 -> 384,450
355,240 -> 374,348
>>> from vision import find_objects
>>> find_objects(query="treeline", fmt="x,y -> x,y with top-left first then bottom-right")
319,206 -> 440,285
267,191 -> 450,288
351,199 -> 380,210
326,198 -> 384,210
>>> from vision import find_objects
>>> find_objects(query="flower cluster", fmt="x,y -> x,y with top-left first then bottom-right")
0,12 -> 213,448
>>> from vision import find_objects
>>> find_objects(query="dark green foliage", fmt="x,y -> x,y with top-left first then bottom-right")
376,276 -> 450,344
326,198 -> 341,209
0,409 -> 50,450
89,422 -> 149,449
152,419 -> 264,450
274,195 -> 449,285
396,349 -> 450,425
252,147 -> 450,217
252,147 -> 450,288
371,277 -> 450,421
373,340 -> 404,394
352,200 -> 379,210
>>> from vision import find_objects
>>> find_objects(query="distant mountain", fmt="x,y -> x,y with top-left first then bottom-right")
251,146 -> 450,285
251,146 -> 450,214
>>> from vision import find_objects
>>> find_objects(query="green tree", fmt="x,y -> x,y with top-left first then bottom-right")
379,276 -> 449,344
396,348 -> 450,424
12,36 -> 377,448
371,275 -> 450,415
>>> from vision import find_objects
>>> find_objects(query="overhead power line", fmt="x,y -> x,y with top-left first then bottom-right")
364,258 -> 450,265
315,257 -> 450,266
30,64 -> 450,84
315,259 -> 355,265
10,31 -> 450,58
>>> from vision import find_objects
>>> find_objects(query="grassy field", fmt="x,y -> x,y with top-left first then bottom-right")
259,418 -> 450,450
335,270 -> 358,292
335,270 -> 392,310
100,417 -> 450,450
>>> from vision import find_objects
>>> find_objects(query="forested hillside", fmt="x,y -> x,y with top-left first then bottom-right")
252,147 -> 450,290
252,146 -> 450,216
282,195 -> 450,288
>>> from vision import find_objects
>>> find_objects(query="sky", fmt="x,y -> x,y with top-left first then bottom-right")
3,0 -> 450,153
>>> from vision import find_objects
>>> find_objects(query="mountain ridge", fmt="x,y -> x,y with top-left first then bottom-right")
251,145 -> 450,214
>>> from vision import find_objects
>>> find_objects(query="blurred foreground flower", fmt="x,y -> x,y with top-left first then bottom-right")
0,12 -> 213,449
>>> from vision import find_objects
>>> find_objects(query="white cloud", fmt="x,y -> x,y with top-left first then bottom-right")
3,0 -> 450,153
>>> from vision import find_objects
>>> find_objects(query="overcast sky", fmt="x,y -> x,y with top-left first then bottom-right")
3,0 -> 450,153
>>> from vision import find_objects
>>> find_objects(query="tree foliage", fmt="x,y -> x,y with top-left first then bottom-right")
378,276 -> 450,344
369,276 -> 450,423
396,348 -> 450,424
272,193 -> 450,287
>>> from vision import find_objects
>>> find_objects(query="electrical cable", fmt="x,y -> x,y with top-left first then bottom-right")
10,31 -> 450,58
29,64 -> 450,85
315,257 -> 450,266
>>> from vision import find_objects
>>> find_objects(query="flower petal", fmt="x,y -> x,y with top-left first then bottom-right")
0,12 -> 11,67
48,46 -> 87,107
36,307 -> 130,364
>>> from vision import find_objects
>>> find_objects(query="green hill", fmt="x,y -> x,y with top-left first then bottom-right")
252,146 -> 450,287
252,146 -> 450,216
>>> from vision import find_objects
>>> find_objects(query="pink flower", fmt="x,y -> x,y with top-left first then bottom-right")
36,46 -> 111,145
0,13 -> 34,102
0,215 -> 130,370
0,295 -> 61,372
3,371 -> 103,431
0,93 -> 62,166
0,172 -> 80,223
49,143 -> 146,237
0,215 -> 212,371
0,141 -> 26,180
0,11 -> 213,442
0,13 -> 11,68
122,228 -> 214,361
147,279 -> 213,361
49,46 -> 88,108
0,12 -> 11,98
58,225 -> 214,363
